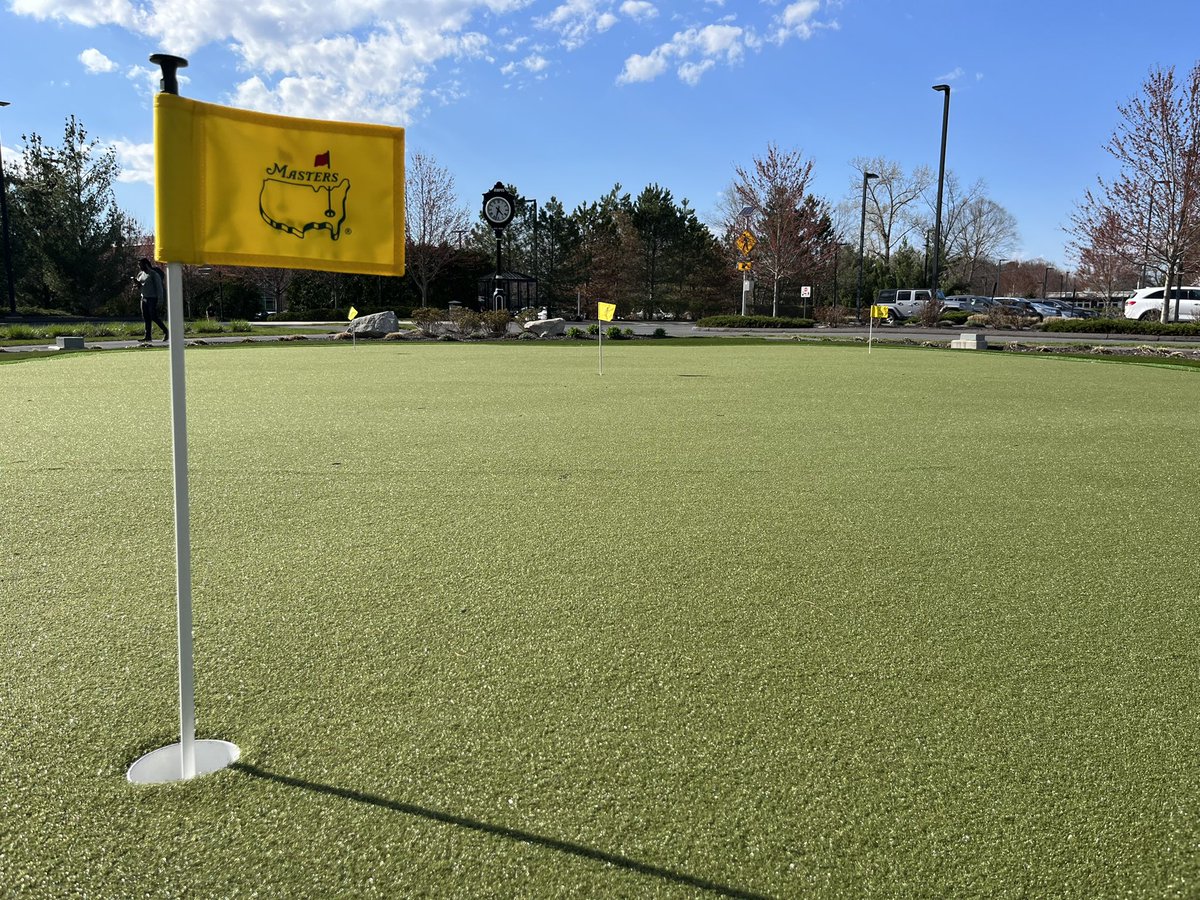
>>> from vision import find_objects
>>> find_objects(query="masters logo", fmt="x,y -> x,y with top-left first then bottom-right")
259,151 -> 350,241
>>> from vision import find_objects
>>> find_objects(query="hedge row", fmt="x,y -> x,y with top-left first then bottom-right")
1041,317 -> 1200,336
696,315 -> 816,329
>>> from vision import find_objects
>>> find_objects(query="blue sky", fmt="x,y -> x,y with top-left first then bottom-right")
2,0 -> 1198,268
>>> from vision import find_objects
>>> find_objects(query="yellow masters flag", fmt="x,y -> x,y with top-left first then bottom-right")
870,304 -> 890,319
597,302 -> 616,322
348,306 -> 358,321
154,94 -> 404,276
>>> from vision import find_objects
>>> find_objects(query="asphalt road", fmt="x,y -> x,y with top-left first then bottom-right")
5,320 -> 1198,354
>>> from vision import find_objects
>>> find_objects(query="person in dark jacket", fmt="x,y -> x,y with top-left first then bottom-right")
135,258 -> 169,343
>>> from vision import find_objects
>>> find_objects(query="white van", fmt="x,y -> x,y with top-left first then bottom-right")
1124,286 -> 1200,322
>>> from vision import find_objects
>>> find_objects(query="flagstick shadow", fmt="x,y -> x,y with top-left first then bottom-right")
231,763 -> 771,899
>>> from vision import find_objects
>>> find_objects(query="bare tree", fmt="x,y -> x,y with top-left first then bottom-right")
405,151 -> 470,307
1073,209 -> 1139,309
842,157 -> 933,267
241,266 -> 296,313
726,143 -> 832,315
943,183 -> 1019,293
1071,63 -> 1200,322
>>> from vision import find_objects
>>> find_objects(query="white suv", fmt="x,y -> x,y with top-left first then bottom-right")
1124,286 -> 1200,322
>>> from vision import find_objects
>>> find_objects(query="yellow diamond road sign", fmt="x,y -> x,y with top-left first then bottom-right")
735,230 -> 756,255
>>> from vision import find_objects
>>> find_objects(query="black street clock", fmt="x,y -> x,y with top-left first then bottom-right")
482,182 -> 516,229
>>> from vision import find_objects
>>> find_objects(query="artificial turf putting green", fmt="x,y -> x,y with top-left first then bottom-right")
2,340 -> 1198,898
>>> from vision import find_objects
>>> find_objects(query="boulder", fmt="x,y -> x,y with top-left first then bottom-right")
523,317 -> 566,338
348,311 -> 400,336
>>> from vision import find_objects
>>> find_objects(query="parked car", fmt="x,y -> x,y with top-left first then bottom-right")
945,295 -> 995,313
1042,300 -> 1095,319
993,297 -> 1056,320
1123,285 -> 1200,322
874,288 -> 947,322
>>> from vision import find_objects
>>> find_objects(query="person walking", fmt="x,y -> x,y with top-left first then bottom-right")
135,258 -> 169,343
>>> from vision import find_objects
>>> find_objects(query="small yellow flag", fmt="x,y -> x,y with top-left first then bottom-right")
597,302 -> 616,322
870,305 -> 891,319
154,93 -> 404,276
348,306 -> 358,321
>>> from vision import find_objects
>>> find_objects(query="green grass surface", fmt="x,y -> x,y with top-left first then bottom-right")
2,342 -> 1198,898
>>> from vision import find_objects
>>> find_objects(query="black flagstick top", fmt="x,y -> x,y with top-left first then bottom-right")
149,54 -> 189,95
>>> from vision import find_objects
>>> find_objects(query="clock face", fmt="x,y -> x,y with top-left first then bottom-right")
484,196 -> 512,225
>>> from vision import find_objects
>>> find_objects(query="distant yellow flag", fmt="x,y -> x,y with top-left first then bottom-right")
154,93 -> 404,276
348,306 -> 358,321
597,302 -> 616,322
870,304 -> 890,319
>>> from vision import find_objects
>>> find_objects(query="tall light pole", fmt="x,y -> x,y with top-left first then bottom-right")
0,100 -> 15,315
519,195 -> 538,304
856,171 -> 878,321
930,84 -> 951,296
1042,265 -> 1050,299
993,257 -> 1007,299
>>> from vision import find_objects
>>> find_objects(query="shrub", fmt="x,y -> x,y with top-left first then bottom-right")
229,320 -> 251,332
606,326 -> 623,339
623,328 -> 634,337
190,319 -> 225,335
451,308 -> 483,336
587,324 -> 600,336
983,306 -> 1036,329
2,324 -> 41,341
410,307 -> 442,335
939,310 -> 971,325
566,327 -> 584,339
652,327 -> 667,339
481,310 -> 512,337
916,300 -> 945,326
1041,316 -> 1200,336
695,315 -> 816,329
814,305 -> 850,326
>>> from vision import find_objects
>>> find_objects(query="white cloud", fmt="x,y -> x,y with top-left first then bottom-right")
110,139 -> 154,184
618,2 -> 833,85
937,66 -> 966,83
537,0 -> 616,50
12,0 -> 533,125
677,59 -> 715,86
619,0 -> 656,19
617,23 -> 746,85
618,51 -> 668,84
79,48 -> 117,73
522,53 -> 549,72
10,0 -> 136,29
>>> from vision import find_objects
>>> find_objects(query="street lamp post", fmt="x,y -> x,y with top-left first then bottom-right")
0,100 -> 15,315
930,84 -> 951,296
856,171 -> 878,321
1042,265 -> 1050,299
519,195 -> 538,304
993,258 -> 1007,299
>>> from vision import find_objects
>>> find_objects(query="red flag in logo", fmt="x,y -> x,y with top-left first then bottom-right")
314,151 -> 331,167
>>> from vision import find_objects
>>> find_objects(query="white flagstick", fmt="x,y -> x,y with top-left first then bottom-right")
167,261 -> 197,779
868,309 -> 874,354
128,262 -> 240,784
598,318 -> 603,376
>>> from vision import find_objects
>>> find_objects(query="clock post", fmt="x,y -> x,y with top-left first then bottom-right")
482,182 -> 516,310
